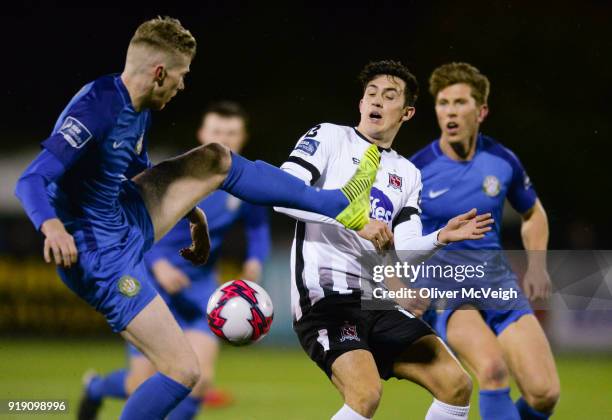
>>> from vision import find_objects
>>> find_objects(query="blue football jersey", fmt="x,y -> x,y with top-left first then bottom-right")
41,74 -> 152,250
144,190 -> 270,281
410,134 -> 537,251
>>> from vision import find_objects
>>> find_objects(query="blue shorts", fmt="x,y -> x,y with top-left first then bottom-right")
57,181 -> 158,333
128,273 -> 219,357
422,269 -> 533,341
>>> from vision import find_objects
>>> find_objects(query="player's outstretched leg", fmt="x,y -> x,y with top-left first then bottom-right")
133,143 -> 380,241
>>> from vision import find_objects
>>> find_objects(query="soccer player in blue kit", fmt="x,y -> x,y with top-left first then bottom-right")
411,63 -> 560,420
77,102 -> 268,419
13,17 -> 379,420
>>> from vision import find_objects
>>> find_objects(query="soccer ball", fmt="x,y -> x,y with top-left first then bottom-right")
206,279 -> 274,346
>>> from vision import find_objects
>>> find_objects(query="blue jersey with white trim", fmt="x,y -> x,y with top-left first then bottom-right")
41,74 -> 152,250
410,134 -> 537,251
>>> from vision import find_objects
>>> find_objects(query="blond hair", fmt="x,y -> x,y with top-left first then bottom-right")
130,16 -> 196,58
429,62 -> 490,105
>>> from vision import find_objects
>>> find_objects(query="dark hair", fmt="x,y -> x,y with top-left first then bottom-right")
358,60 -> 419,106
203,101 -> 249,125
429,62 -> 490,105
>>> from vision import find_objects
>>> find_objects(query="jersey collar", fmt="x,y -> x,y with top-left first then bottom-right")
435,133 -> 484,161
353,128 -> 392,152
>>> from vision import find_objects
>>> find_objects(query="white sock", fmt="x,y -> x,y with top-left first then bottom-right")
331,404 -> 371,420
425,398 -> 469,420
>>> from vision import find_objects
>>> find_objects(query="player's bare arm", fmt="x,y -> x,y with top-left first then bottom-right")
520,198 -> 552,300
151,259 -> 191,294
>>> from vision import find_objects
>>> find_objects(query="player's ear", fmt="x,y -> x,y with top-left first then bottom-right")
477,104 -> 489,123
154,66 -> 167,87
401,106 -> 416,122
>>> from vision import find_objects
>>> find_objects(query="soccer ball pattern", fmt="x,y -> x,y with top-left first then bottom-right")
207,280 -> 274,345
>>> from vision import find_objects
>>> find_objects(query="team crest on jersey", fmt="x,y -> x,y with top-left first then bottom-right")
135,134 -> 144,155
388,173 -> 403,191
118,275 -> 141,297
339,323 -> 359,342
59,116 -> 93,148
482,175 -> 501,197
295,138 -> 320,156
370,187 -> 394,224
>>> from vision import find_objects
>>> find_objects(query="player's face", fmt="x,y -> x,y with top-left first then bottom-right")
197,113 -> 247,153
358,75 -> 413,140
435,83 -> 488,144
149,53 -> 191,111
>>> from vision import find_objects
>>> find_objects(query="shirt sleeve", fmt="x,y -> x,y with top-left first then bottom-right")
14,150 -> 67,230
504,148 -> 537,214
242,204 -> 271,263
41,83 -> 112,168
275,123 -> 344,225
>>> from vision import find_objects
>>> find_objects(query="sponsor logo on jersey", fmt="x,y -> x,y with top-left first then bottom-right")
118,275 -> 141,297
388,173 -> 403,191
295,138 -> 320,156
59,116 -> 92,148
339,323 -> 359,342
483,175 -> 501,197
135,134 -> 144,155
428,188 -> 450,199
112,141 -> 124,149
370,187 -> 394,224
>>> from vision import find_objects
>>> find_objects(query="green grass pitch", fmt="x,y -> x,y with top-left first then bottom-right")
0,339 -> 611,419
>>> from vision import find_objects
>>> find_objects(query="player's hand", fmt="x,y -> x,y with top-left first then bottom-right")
523,266 -> 552,301
240,258 -> 262,282
180,207 -> 211,266
41,218 -> 78,268
152,259 -> 191,294
395,288 -> 430,317
438,209 -> 493,244
358,219 -> 394,252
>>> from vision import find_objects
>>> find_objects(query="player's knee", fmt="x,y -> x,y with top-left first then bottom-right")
436,366 -> 472,406
524,382 -> 560,413
162,354 -> 201,389
477,357 -> 510,389
193,142 -> 231,176
345,382 -> 382,417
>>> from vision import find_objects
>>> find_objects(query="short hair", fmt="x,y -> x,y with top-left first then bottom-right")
429,62 -> 490,105
358,60 -> 419,107
203,101 -> 249,124
130,16 -> 196,59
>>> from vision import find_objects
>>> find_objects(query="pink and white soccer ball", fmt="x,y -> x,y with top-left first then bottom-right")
206,279 -> 274,346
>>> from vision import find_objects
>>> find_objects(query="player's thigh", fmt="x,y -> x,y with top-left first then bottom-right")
132,143 -> 231,241
498,314 -> 560,400
392,335 -> 471,404
331,349 -> 382,401
121,295 -> 199,385
446,308 -> 510,387
125,354 -> 157,395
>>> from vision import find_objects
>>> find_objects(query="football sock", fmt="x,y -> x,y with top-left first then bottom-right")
120,372 -> 190,420
516,397 -> 551,420
221,152 -> 348,218
425,398 -> 469,420
480,388 -> 520,420
87,369 -> 127,401
168,395 -> 201,420
331,404 -> 370,420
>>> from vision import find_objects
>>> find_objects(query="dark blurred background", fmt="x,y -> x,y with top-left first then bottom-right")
0,1 -> 610,336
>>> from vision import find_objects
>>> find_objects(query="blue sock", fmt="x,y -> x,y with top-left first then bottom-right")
87,369 -> 127,401
120,372 -> 191,420
516,397 -> 551,420
168,395 -> 201,420
221,153 -> 348,217
480,388 -> 520,420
